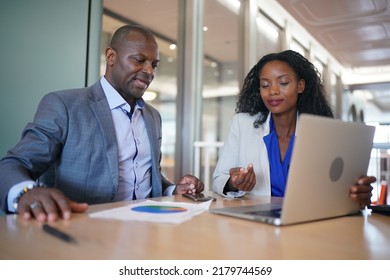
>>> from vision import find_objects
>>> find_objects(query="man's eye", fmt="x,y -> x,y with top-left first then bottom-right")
131,57 -> 144,63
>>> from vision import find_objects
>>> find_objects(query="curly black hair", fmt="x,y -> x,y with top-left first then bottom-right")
236,50 -> 334,127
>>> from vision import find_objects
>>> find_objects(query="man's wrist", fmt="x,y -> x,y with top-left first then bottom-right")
12,182 -> 46,211
164,184 -> 176,196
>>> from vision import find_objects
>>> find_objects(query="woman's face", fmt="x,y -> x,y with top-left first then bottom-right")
259,60 -> 305,116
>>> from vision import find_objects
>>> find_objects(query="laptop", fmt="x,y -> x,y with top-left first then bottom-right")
209,114 -> 376,226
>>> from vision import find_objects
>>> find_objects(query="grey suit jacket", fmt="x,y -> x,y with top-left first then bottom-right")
0,81 -> 172,211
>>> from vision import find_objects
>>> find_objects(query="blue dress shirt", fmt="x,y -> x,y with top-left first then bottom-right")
263,117 -> 295,197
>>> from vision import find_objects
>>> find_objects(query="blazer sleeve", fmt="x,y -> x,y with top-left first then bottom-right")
213,113 -> 272,197
212,114 -> 241,195
0,92 -> 67,211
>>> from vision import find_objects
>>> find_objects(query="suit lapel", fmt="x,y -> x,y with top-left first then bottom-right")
142,105 -> 162,197
142,107 -> 159,157
89,82 -> 119,188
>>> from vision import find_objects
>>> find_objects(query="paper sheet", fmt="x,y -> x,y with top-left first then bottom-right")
89,199 -> 212,224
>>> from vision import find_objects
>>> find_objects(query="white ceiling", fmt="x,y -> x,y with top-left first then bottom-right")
276,0 -> 390,68
103,0 -> 390,113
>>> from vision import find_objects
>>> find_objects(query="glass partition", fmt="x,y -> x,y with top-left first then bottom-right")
199,0 -> 240,186
256,11 -> 281,59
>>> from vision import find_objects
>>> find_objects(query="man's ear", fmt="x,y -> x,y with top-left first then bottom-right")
105,47 -> 116,66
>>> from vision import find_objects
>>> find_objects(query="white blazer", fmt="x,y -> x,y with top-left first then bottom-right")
213,113 -> 272,196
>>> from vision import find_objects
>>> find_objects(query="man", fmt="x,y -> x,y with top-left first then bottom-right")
0,25 -> 204,222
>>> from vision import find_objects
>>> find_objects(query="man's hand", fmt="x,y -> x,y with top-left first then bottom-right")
174,174 -> 204,195
17,188 -> 88,222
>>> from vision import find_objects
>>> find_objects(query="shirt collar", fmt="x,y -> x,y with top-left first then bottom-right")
268,112 -> 300,135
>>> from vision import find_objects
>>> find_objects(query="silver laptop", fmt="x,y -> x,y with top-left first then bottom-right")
210,114 -> 376,226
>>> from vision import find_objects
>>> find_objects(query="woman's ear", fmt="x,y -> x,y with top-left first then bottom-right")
298,79 -> 305,94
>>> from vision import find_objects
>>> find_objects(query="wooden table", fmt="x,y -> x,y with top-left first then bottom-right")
1,193 -> 389,260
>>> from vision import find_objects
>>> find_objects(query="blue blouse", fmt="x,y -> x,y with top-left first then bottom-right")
263,117 -> 295,197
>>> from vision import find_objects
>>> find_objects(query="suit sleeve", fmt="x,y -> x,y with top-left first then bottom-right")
0,92 -> 67,211
212,114 -> 241,195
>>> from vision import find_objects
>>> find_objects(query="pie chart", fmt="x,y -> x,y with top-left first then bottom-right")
131,205 -> 187,214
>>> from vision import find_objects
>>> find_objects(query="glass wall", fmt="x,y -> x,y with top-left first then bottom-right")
290,39 -> 307,57
256,12 -> 281,59
313,57 -> 325,82
330,72 -> 338,116
198,0 -> 240,186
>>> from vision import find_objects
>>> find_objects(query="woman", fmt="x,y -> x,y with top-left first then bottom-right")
212,50 -> 375,207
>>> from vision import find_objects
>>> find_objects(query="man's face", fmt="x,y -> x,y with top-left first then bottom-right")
105,32 -> 160,104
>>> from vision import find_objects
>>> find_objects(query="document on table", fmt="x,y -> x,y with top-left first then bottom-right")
89,199 -> 213,224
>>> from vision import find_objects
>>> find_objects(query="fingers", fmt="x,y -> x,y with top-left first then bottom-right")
350,184 -> 373,194
229,164 -> 256,191
17,188 -> 49,222
17,188 -> 88,222
69,201 -> 89,213
350,177 -> 375,207
17,201 -> 36,221
178,174 -> 204,193
234,174 -> 256,191
31,202 -> 53,222
41,189 -> 69,221
350,191 -> 372,207
174,183 -> 196,195
357,175 -> 376,185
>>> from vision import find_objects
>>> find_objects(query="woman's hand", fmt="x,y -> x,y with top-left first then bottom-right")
228,163 -> 256,192
350,175 -> 376,207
